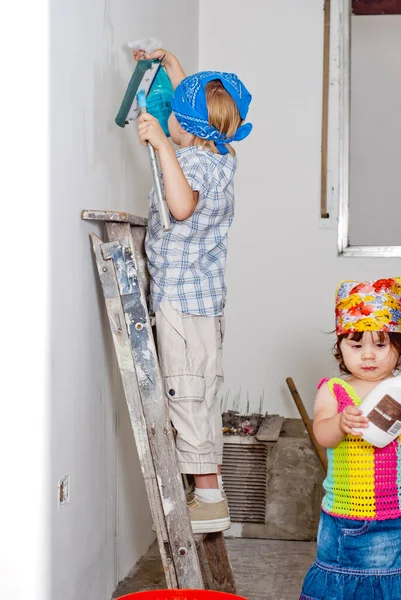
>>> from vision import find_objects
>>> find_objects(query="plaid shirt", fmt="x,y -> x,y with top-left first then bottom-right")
145,146 -> 237,316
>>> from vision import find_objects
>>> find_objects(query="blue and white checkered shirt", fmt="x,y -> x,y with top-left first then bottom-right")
145,146 -> 237,316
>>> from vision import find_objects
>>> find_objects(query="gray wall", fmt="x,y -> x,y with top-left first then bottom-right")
350,15 -> 401,246
50,1 -> 198,598
199,0 -> 401,417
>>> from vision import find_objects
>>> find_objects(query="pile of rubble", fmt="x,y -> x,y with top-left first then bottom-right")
222,411 -> 285,440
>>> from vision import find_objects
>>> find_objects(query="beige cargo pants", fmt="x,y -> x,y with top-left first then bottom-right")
155,299 -> 224,474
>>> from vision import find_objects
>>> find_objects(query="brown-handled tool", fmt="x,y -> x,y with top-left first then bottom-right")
286,377 -> 328,474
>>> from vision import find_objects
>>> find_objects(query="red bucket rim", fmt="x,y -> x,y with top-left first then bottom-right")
116,591 -> 248,600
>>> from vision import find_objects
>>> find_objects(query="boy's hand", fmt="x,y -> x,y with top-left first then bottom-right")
339,405 -> 369,436
133,48 -> 176,68
133,48 -> 185,90
133,48 -> 147,62
137,113 -> 168,151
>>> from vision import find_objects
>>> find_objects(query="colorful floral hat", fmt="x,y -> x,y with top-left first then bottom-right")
335,278 -> 401,334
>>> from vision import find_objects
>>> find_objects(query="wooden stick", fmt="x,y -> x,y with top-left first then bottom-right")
320,0 -> 331,219
286,377 -> 328,473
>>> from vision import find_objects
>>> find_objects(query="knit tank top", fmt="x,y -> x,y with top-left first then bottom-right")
321,377 -> 401,521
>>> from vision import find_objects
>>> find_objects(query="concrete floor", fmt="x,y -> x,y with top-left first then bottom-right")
226,538 -> 316,600
112,538 -> 316,600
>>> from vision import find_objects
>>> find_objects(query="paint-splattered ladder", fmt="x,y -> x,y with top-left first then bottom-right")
82,210 -> 236,592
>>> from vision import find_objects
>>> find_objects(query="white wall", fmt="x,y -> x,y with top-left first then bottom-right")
50,1 -> 198,599
199,0 -> 401,417
350,16 -> 401,246
6,4 -> 400,600
1,4 -> 50,600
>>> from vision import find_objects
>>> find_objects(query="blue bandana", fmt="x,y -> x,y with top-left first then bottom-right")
170,71 -> 253,154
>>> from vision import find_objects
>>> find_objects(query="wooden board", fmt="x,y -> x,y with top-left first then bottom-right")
255,415 -> 284,442
82,209 -> 147,226
198,533 -> 236,593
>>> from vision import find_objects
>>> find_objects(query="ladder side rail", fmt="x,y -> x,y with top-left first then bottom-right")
101,223 -> 204,589
199,533 -> 236,593
91,233 -> 178,587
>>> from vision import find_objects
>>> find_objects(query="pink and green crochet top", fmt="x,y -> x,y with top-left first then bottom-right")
321,377 -> 401,521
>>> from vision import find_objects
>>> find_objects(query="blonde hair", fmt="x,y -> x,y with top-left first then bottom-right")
191,80 -> 243,156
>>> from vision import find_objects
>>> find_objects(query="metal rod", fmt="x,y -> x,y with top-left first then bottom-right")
138,91 -> 171,232
146,142 -> 171,232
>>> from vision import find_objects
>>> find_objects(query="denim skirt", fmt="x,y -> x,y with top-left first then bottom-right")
299,510 -> 401,600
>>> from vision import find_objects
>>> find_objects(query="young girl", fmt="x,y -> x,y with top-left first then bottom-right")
300,278 -> 401,600
133,47 -> 252,533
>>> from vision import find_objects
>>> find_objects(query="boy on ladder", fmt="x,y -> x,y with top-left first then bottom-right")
134,46 -> 253,534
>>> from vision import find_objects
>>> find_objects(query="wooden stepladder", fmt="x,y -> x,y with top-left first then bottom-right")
82,209 -> 236,592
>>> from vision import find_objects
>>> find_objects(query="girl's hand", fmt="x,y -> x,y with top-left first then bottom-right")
137,113 -> 168,151
339,405 -> 369,436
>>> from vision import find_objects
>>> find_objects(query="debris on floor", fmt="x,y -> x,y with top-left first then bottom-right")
222,411 -> 284,440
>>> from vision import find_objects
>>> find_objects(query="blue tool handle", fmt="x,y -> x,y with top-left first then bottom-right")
137,90 -> 171,232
